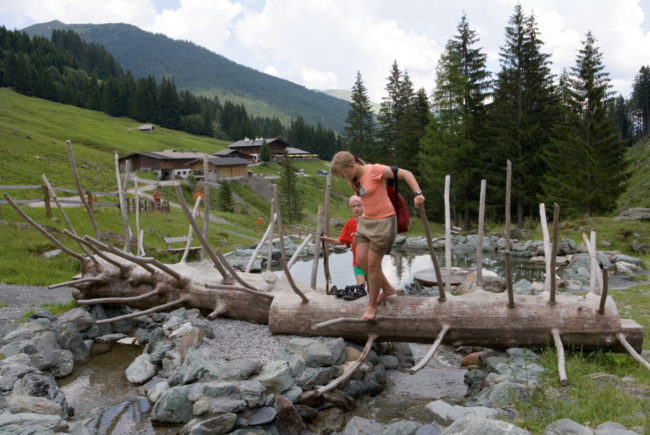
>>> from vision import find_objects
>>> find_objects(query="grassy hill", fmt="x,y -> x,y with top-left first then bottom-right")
617,137 -> 650,210
22,21 -> 350,132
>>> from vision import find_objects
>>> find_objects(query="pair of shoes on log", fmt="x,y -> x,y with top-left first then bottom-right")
342,284 -> 367,300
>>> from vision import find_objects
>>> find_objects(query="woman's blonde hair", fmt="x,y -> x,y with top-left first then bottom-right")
330,151 -> 364,178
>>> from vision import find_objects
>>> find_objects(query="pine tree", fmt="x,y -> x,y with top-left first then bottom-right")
419,14 -> 489,227
218,181 -> 235,213
490,5 -> 559,226
541,32 -> 628,216
277,152 -> 303,224
259,140 -> 271,162
631,65 -> 650,137
157,77 -> 181,130
343,71 -> 375,159
376,61 -> 403,163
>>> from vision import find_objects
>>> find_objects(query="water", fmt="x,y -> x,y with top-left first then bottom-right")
284,248 -> 548,290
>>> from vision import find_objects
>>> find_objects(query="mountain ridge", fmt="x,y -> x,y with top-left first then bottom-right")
21,20 -> 350,132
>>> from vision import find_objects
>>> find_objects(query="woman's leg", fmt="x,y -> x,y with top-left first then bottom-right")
362,249 -> 383,319
378,271 -> 395,303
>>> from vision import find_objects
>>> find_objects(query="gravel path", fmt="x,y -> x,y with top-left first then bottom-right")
0,283 -> 73,337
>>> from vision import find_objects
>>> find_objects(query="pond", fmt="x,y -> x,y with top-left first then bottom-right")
282,248 -> 548,291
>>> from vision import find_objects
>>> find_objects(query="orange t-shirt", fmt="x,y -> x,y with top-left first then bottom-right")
356,164 -> 395,220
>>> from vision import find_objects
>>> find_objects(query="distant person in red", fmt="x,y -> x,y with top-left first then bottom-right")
321,195 -> 366,286
152,189 -> 161,204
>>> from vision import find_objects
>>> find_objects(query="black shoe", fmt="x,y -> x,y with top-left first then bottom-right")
343,284 -> 367,300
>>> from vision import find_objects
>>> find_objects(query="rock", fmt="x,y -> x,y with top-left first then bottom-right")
342,380 -> 383,398
383,420 -> 422,435
612,254 -> 643,267
416,424 -> 442,435
11,372 -> 68,417
253,360 -> 294,395
285,338 -> 335,367
615,207 -> 650,221
340,416 -> 384,435
405,236 -> 428,250
0,413 -> 68,433
49,349 -> 74,378
7,394 -> 62,416
175,348 -> 220,385
147,380 -> 170,403
441,415 -> 529,434
324,337 -> 346,364
55,322 -> 89,362
239,380 -> 267,408
57,308 -> 94,332
594,421 -> 640,435
274,395 -> 311,434
180,414 -> 238,435
378,354 -> 400,370
425,399 -> 498,426
151,385 -> 192,425
562,253 -> 592,285
481,277 -> 506,293
0,354 -> 37,392
345,346 -> 362,361
461,352 -> 482,368
542,418 -> 593,434
126,353 -> 158,384
513,279 -> 540,295
248,406 -> 278,426
218,359 -> 262,380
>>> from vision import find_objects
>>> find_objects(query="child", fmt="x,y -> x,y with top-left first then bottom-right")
330,151 -> 425,320
321,195 -> 366,286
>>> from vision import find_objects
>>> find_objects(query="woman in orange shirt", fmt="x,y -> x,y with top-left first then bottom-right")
330,151 -> 425,319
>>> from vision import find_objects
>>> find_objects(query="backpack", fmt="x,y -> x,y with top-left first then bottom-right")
386,166 -> 410,233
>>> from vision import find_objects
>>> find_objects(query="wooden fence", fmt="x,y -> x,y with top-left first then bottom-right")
0,184 -> 169,217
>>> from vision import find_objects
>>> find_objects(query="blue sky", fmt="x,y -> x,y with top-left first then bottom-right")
1,0 -> 649,101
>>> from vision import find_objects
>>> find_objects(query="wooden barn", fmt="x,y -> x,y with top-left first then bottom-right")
187,157 -> 249,181
118,150 -> 210,180
227,137 -> 289,161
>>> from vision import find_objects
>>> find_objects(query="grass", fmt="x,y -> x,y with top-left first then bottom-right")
19,299 -> 78,323
511,283 -> 650,433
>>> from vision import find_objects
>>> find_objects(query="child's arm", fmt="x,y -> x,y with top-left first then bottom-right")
320,235 -> 343,245
385,166 -> 425,207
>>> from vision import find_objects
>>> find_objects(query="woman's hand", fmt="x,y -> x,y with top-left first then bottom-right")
414,194 -> 425,208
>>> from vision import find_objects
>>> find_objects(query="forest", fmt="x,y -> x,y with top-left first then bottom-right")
0,27 -> 342,160
343,6 -> 650,227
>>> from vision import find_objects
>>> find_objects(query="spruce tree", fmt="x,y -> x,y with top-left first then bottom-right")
277,152 -> 303,224
259,140 -> 271,162
631,65 -> 650,136
376,61 -> 403,163
419,14 -> 489,227
218,181 -> 235,213
490,5 -> 559,226
541,32 -> 627,216
343,71 -> 375,159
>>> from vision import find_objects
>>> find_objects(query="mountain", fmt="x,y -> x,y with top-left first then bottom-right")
22,20 -> 350,132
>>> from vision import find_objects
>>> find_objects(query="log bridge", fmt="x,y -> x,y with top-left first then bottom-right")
3,146 -> 647,398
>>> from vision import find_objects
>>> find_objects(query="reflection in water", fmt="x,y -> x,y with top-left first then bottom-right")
283,248 -> 549,290
58,344 -> 158,435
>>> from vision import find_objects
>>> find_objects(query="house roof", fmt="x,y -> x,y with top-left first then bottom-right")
186,157 -> 250,166
286,147 -> 314,155
228,137 -> 287,149
119,150 -> 210,161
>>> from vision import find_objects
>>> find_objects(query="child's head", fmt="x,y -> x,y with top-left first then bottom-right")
331,151 -> 364,179
348,195 -> 363,217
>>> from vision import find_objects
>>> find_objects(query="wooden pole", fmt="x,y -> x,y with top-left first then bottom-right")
273,185 -> 309,303
599,269 -> 608,314
115,151 -> 132,253
311,205 -> 323,290
409,324 -> 450,374
66,140 -> 100,239
288,233 -> 313,270
552,329 -> 569,386
202,156 -> 210,261
476,179 -> 486,287
322,173 -> 332,292
550,203 -> 559,304
134,176 -> 143,256
505,160 -> 514,308
180,197 -> 202,264
42,184 -> 51,217
540,203 -> 551,292
246,213 -> 277,273
266,195 -> 276,273
444,175 -> 452,295
617,333 -> 650,372
418,206 -> 446,301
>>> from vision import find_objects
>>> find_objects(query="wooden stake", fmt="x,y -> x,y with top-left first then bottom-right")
599,269 -> 608,314
115,151 -> 132,253
66,140 -> 100,239
552,329 -> 569,386
409,324 -> 450,374
476,179 -> 486,287
3,193 -> 85,262
540,203 -> 551,292
96,297 -> 188,325
550,203 -> 559,303
273,185 -> 309,303
246,212 -> 277,273
418,206 -> 446,301
311,205 -> 322,290
323,173 -> 332,292
202,156 -> 210,261
76,289 -> 160,305
42,184 -> 51,217
617,333 -> 650,372
180,197 -> 201,264
288,233 -> 313,270
444,175 -> 452,294
505,160 -> 514,308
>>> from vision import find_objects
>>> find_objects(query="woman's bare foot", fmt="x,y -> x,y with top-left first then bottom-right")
377,288 -> 395,304
361,305 -> 378,320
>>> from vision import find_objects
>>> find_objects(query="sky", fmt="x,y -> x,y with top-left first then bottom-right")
1,0 -> 649,102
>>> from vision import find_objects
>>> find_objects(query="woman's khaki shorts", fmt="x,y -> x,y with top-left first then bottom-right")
354,215 -> 396,256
